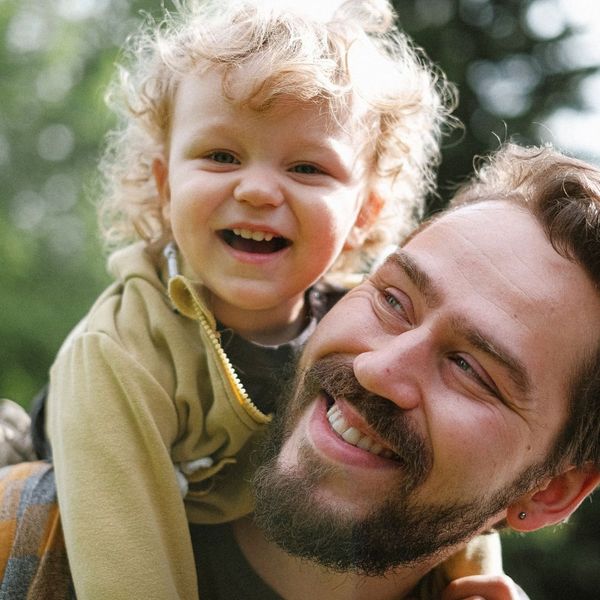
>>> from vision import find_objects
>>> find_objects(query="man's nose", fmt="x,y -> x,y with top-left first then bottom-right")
233,166 -> 285,208
352,329 -> 431,411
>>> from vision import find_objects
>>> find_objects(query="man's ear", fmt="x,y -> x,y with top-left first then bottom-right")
152,157 -> 171,223
345,192 -> 384,249
506,464 -> 600,532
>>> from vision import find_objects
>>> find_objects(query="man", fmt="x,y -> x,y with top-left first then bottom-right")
189,143 -> 600,599
1,144 -> 599,599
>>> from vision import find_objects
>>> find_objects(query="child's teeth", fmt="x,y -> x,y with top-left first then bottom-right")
232,228 -> 274,242
252,231 -> 273,241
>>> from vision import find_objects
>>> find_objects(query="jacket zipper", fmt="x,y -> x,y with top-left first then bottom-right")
192,304 -> 272,425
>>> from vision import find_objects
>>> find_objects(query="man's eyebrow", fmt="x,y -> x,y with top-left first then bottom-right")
452,316 -> 532,399
384,251 -> 442,308
383,251 -> 533,399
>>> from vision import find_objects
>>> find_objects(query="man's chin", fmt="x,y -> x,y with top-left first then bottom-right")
282,439 -> 396,517
252,431 -> 523,576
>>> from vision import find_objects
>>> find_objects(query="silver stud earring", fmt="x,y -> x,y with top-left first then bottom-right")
518,511 -> 527,520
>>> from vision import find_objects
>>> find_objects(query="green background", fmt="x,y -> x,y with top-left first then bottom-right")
1,1 -> 598,597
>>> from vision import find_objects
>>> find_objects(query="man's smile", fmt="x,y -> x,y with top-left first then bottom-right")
325,398 -> 398,460
289,357 -> 433,487
304,394 -> 403,471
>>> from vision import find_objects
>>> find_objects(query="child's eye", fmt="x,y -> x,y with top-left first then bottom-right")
206,151 -> 239,164
290,163 -> 323,175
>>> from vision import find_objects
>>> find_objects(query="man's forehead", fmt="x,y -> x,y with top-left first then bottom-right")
416,200 -> 521,234
382,200 -> 600,400
395,201 -> 589,313
403,202 -> 551,272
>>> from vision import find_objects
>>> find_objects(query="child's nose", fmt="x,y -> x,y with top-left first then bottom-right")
233,167 -> 284,208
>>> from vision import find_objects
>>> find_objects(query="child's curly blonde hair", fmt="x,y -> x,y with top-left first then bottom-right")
98,0 -> 456,275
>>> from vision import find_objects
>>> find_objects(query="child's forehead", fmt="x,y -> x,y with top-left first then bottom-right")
186,61 -> 366,115
174,66 -> 365,133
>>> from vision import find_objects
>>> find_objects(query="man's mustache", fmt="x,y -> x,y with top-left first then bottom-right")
300,355 -> 432,487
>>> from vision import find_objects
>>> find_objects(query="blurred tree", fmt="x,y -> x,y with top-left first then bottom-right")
0,0 -> 598,597
0,0 -> 163,405
394,0 -> 600,210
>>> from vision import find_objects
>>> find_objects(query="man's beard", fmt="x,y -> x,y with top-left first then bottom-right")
252,355 -> 551,576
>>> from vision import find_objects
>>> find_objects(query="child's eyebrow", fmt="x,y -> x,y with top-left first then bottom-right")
178,121 -> 234,138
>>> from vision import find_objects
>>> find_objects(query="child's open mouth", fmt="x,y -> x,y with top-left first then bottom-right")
219,228 -> 291,254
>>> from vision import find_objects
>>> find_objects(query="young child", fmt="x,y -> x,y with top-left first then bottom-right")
4,1 -> 508,598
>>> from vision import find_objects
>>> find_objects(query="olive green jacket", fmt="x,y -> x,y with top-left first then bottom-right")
47,242 -> 271,600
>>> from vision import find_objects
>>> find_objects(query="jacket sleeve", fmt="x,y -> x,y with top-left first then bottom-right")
47,331 -> 199,600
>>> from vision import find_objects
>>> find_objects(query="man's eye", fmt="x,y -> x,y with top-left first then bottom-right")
373,285 -> 413,330
290,163 -> 323,175
384,291 -> 402,310
207,151 -> 238,164
450,354 -> 497,396
382,290 -> 410,319
452,355 -> 476,376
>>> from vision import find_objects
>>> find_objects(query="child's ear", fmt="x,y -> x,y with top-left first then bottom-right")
152,158 -> 171,222
356,192 -> 384,229
345,192 -> 384,249
506,463 -> 600,532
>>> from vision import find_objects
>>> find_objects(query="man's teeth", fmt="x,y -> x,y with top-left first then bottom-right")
232,228 -> 274,242
326,404 -> 395,459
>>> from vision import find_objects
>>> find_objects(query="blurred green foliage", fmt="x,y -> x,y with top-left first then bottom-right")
0,0 -> 598,597
397,0 -> 600,210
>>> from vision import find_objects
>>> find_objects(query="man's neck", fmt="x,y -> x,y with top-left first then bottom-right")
232,517 -> 435,600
